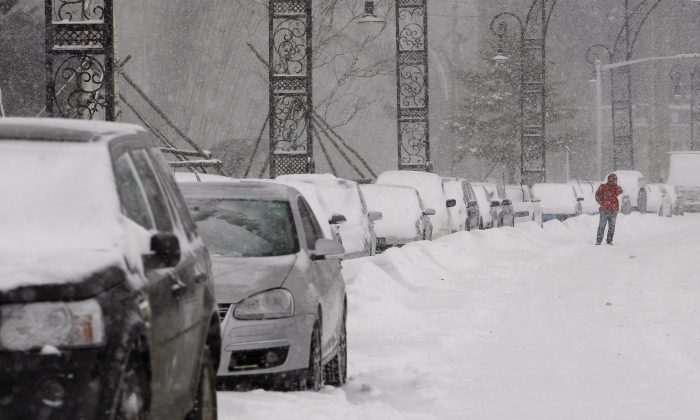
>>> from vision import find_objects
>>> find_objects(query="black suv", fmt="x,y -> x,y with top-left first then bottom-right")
0,119 -> 220,419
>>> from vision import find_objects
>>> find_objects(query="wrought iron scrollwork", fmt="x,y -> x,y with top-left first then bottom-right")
54,0 -> 105,22
396,0 -> 430,171
269,0 -> 313,177
53,55 -> 107,119
45,0 -> 114,121
399,122 -> 427,166
272,18 -> 308,75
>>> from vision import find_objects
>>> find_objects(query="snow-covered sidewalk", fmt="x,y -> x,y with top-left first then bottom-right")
219,214 -> 700,420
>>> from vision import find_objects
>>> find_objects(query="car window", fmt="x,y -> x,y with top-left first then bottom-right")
187,198 -> 298,257
146,148 -> 198,236
113,153 -> 155,230
298,197 -> 323,250
129,149 -> 173,232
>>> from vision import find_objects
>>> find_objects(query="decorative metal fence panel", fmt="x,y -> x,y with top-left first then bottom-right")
396,0 -> 430,171
45,0 -> 115,120
269,0 -> 313,177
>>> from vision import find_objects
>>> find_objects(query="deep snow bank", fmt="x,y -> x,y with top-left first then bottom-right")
220,214 -> 700,420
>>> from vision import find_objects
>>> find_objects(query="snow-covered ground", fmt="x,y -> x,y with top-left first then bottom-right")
219,214 -> 700,420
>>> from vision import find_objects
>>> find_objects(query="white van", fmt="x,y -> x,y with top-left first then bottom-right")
668,151 -> 700,213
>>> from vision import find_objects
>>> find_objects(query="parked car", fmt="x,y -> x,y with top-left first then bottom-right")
0,118 -> 220,419
460,180 -> 481,231
180,181 -> 347,391
532,183 -> 583,221
568,180 -> 600,215
359,184 -> 434,251
645,184 -> 673,217
662,183 -> 685,215
505,184 -> 543,226
610,170 -> 647,213
470,183 -> 499,229
277,174 -> 381,258
667,151 -> 700,213
376,171 -> 455,238
442,177 -> 468,233
471,182 -> 515,227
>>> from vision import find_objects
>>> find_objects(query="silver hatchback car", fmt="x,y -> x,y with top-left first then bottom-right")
179,181 -> 347,391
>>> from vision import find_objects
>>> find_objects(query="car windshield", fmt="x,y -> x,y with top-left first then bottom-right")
187,199 -> 298,257
506,187 -> 525,203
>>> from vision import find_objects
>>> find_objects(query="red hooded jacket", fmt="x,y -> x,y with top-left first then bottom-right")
596,174 -> 623,212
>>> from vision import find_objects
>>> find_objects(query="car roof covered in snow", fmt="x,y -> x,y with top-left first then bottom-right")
0,118 -> 145,143
179,181 -> 296,202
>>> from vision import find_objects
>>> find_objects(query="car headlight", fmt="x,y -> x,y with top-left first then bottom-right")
0,299 -> 105,351
234,289 -> 294,321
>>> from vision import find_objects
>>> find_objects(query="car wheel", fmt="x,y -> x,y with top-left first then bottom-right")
115,352 -> 148,420
185,347 -> 217,420
323,305 -> 347,387
305,323 -> 323,391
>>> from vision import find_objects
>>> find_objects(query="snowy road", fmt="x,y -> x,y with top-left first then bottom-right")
218,214 -> 700,420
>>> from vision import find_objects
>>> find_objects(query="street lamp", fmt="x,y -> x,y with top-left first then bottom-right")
668,63 -> 700,150
489,0 -> 557,186
357,0 -> 432,172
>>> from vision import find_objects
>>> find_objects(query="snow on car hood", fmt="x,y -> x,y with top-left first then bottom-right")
0,249 -> 125,293
212,254 -> 297,303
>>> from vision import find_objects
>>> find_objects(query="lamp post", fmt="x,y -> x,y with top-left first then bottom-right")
489,0 -> 557,186
588,53 -> 700,180
44,0 -> 115,120
585,0 -> 664,173
359,0 -> 431,172
268,0 -> 314,177
669,63 -> 700,151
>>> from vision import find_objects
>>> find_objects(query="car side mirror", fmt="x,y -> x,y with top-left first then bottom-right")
577,197 -> 585,202
144,232 -> 181,270
329,214 -> 347,225
368,211 -> 383,222
490,200 -> 501,207
468,200 -> 478,207
501,199 -> 512,206
446,199 -> 457,208
423,208 -> 436,216
310,238 -> 345,260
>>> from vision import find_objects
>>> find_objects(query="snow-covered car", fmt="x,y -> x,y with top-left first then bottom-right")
277,174 -> 382,258
460,180 -> 481,231
662,183 -> 685,215
532,183 -> 583,221
568,180 -> 600,215
376,171 -> 454,238
506,184 -> 543,226
609,170 -> 647,213
359,184 -> 434,251
471,182 -> 515,227
174,171 -> 238,183
645,184 -> 673,217
470,183 -> 499,229
0,119 -> 220,419
442,177 -> 468,233
181,181 -> 347,391
668,151 -> 700,213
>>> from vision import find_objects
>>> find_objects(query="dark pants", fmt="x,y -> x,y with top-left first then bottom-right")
596,208 -> 618,244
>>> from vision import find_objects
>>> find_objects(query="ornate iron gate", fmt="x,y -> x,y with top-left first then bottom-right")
268,0 -> 313,177
396,0 -> 430,171
45,0 -> 115,120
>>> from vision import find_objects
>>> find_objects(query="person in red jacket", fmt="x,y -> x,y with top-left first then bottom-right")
595,173 -> 624,245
